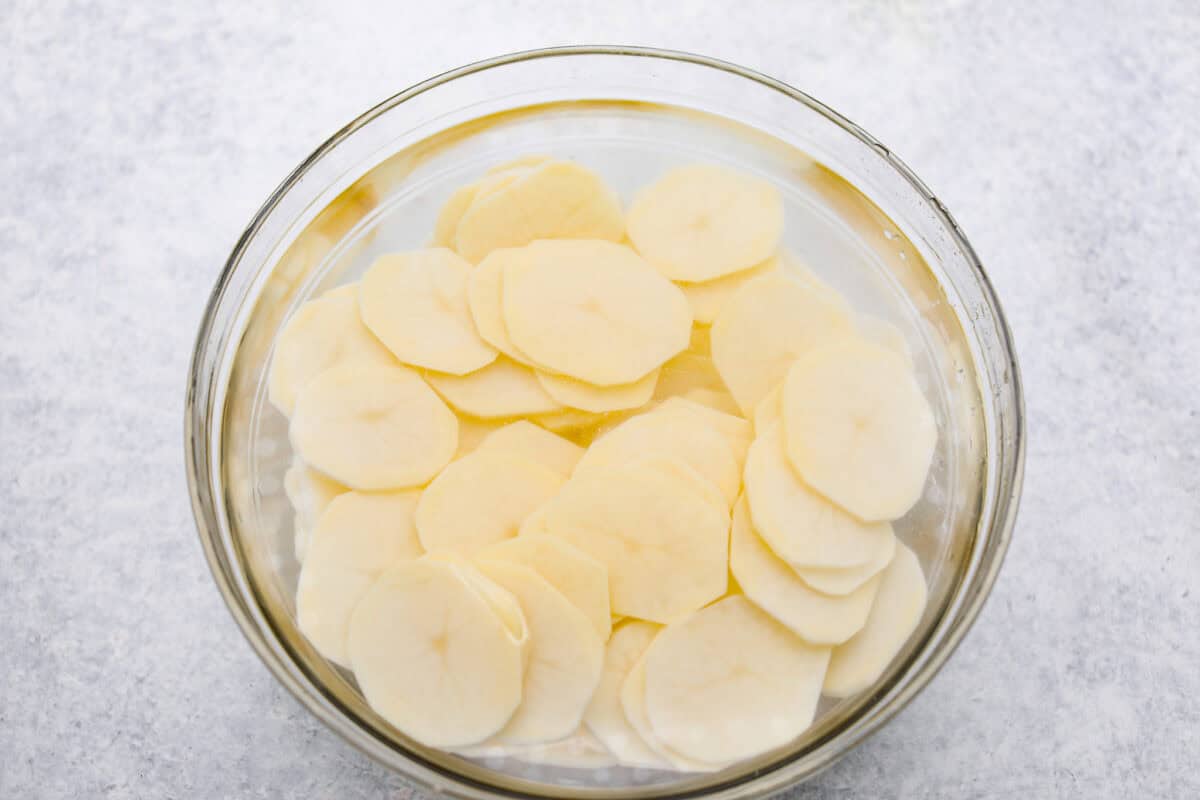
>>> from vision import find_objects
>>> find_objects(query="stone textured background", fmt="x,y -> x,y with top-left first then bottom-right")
2,1 -> 1198,798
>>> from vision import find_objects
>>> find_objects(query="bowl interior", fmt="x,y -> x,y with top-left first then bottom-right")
189,49 -> 1021,800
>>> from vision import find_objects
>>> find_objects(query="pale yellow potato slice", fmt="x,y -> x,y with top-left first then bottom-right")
462,727 -> 616,768
856,314 -> 914,364
432,183 -> 479,248
478,533 -> 611,639
823,543 -> 927,698
477,561 -> 605,745
360,248 -> 497,375
484,154 -> 552,175
347,558 -> 527,748
642,595 -> 830,766
296,491 -> 423,665
455,160 -> 625,262
426,357 -> 562,419
743,424 -> 893,570
752,385 -> 782,433
677,255 -> 780,324
467,248 -> 538,366
517,504 -> 550,537
729,498 -> 880,645
502,240 -> 692,386
711,271 -> 854,414
545,461 -> 728,622
268,284 -> 396,416
782,339 -> 936,522
621,653 -> 725,772
627,164 -> 783,282
794,537 -> 896,596
583,621 -> 667,768
473,420 -> 584,478
654,351 -> 725,399
290,364 -> 457,490
680,387 -> 741,417
283,459 -> 347,563
454,415 -> 506,458
536,369 -> 658,413
574,409 -> 739,508
415,451 -> 564,554
655,396 -> 752,468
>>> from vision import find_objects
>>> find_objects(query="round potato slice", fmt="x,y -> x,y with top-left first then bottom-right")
268,284 -> 396,416
426,357 -> 562,419
360,248 -> 498,375
454,160 -> 625,263
743,424 -> 894,570
680,387 -> 740,417
677,255 -> 780,324
477,561 -> 605,745
627,163 -> 783,282
583,621 -> 667,768
655,396 -> 753,468
453,414 -> 507,458
730,497 -> 880,645
793,536 -> 896,596
347,558 -> 527,748
502,240 -> 692,386
574,409 -> 739,508
643,595 -> 830,765
654,351 -> 725,399
823,543 -> 927,698
297,491 -> 423,665
290,364 -> 458,490
711,271 -> 854,414
545,461 -> 729,623
432,183 -> 479,248
283,459 -> 347,563
856,314 -> 914,364
415,451 -> 564,554
478,533 -> 611,639
621,653 -> 725,772
473,420 -> 584,478
467,249 -> 538,366
536,369 -> 658,413
782,339 -> 937,522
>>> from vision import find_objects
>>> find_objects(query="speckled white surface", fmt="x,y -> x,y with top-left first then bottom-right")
2,2 -> 1199,798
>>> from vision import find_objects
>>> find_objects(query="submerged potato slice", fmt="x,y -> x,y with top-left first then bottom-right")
268,284 -> 396,416
743,424 -> 893,570
477,561 -> 605,745
729,498 -> 880,645
297,491 -> 423,665
360,249 -> 497,375
536,369 -> 658,413
502,240 -> 692,386
823,543 -> 927,698
467,249 -> 538,366
627,163 -> 783,282
347,558 -> 527,748
473,420 -> 584,478
583,621 -> 667,768
655,396 -> 753,468
290,364 -> 458,490
426,357 -> 562,419
415,451 -> 564,554
782,339 -> 936,522
642,595 -> 830,765
454,160 -> 625,262
284,459 -> 347,563
711,271 -> 854,414
545,461 -> 728,622
677,256 -> 780,324
793,537 -> 896,596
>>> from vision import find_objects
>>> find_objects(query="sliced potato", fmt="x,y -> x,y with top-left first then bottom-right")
621,653 -> 724,772
583,621 -> 667,768
677,256 -> 780,324
794,538 -> 896,596
536,369 -> 658,413
680,387 -> 741,416
290,364 -> 458,490
627,163 -> 783,282
360,248 -> 497,375
284,459 -> 347,563
467,248 -> 538,366
426,357 -> 562,419
473,420 -> 584,478
655,396 -> 753,468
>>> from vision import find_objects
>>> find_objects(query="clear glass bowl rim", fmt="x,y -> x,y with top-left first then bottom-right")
184,45 -> 1026,800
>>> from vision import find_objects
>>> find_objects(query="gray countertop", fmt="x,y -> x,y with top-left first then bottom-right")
2,2 -> 1198,798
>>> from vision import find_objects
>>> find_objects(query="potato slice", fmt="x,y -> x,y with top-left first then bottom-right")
473,420 -> 583,478
347,558 -> 527,747
426,357 -> 562,419
283,459 -> 346,563
654,351 -> 725,399
454,160 -> 625,262
574,409 -> 739,508
794,537 -> 896,596
467,249 -> 538,366
415,451 -> 564,554
621,653 -> 725,772
432,183 -> 479,248
268,284 -> 396,416
677,255 -> 780,324
583,621 -> 667,768
477,561 -> 605,745
680,387 -> 740,416
545,461 -> 728,622
462,727 -> 616,768
782,339 -> 936,521
502,240 -> 692,386
536,369 -> 658,413
517,504 -> 550,537
360,249 -> 497,375
627,164 -> 783,282
290,364 -> 457,490
729,497 -> 880,645
642,595 -> 830,765
296,491 -> 423,665
856,314 -> 913,364
453,415 -> 507,458
478,533 -> 611,639
711,271 -> 854,414
655,396 -> 752,468
823,543 -> 927,698
752,385 -> 782,433
743,424 -> 894,570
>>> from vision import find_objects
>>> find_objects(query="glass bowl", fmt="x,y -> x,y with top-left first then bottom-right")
185,47 -> 1024,799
